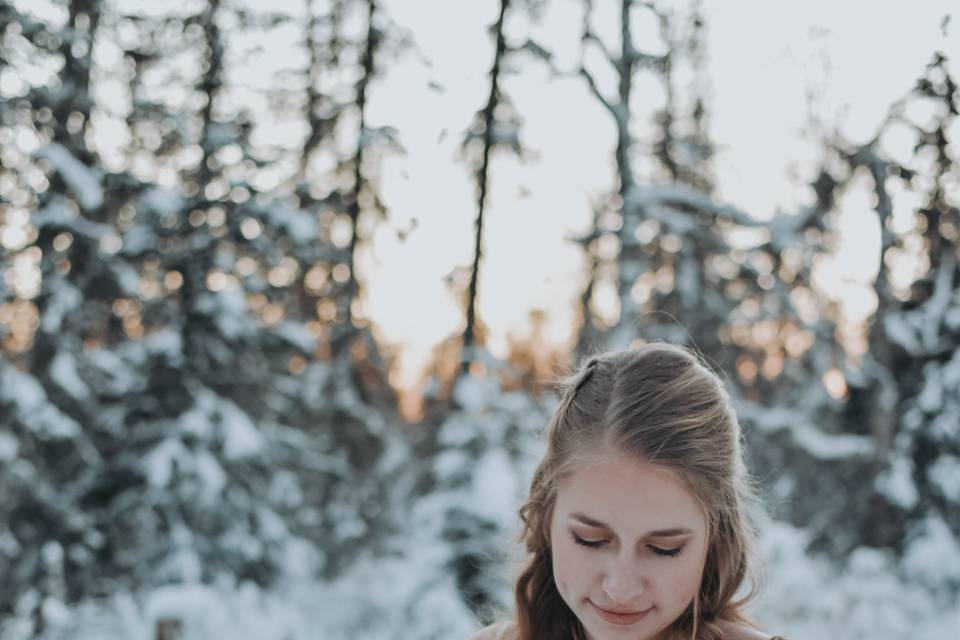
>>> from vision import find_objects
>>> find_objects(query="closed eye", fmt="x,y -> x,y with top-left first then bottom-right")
571,533 -> 685,557
571,533 -> 605,548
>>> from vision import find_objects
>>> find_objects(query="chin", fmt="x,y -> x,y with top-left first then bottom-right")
579,602 -> 663,640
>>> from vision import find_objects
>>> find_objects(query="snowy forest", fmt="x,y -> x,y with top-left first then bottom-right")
1,0 -> 959,638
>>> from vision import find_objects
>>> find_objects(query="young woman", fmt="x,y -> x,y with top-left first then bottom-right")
468,343 -> 789,640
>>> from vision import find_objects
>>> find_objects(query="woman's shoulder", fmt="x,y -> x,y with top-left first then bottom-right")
466,620 -> 515,640
716,618 -> 787,640
469,619 -> 786,640
465,626 -> 497,640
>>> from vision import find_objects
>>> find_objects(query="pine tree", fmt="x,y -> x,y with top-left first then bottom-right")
568,0 -> 879,563
854,52 -> 960,573
409,0 -> 553,623
0,0 -> 411,625
737,49 -> 960,595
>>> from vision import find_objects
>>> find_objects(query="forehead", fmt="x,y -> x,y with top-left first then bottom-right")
554,453 -> 706,531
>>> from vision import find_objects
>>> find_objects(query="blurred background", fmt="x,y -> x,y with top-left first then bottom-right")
1,0 -> 959,638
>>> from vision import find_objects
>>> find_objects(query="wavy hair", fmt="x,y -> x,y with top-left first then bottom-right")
510,342 -> 766,640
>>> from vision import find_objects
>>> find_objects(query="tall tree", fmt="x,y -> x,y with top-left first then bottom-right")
459,0 -> 515,375
840,51 -> 960,556
0,0 -> 411,625
570,0 -> 882,564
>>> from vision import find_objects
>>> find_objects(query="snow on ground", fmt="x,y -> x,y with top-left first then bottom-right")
4,356 -> 956,639
749,513 -> 960,640
3,502 -> 957,640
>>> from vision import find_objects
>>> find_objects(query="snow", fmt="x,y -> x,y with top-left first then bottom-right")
930,410 -> 960,441
273,321 -> 316,354
218,397 -> 265,459
0,365 -> 81,438
676,255 -> 700,307
261,203 -> 318,243
449,373 -> 501,417
619,255 -> 647,283
737,396 -> 875,460
39,279 -> 82,334
121,187 -> 184,253
50,351 -> 91,400
111,261 -> 143,297
874,454 -> 918,509
469,448 -> 519,528
192,450 -> 227,496
883,312 -> 921,354
789,423 -> 875,460
5,315 -> 954,640
145,389 -> 267,482
144,584 -> 247,640
902,514 -> 960,591
433,448 -> 470,479
39,597 -> 71,631
144,328 -> 184,364
3,9 -> 957,640
85,347 -> 142,395
2,358 -> 956,640
746,516 -> 960,640
139,187 -> 185,216
0,431 -> 19,461
6,509 -> 957,640
163,529 -> 203,584
266,470 -> 303,508
203,123 -> 235,148
884,257 -> 959,356
920,253 -> 955,349
624,182 -> 758,228
145,438 -> 188,489
176,390 -> 219,441
928,455 -> 960,502
359,125 -> 404,152
917,361 -> 943,412
31,195 -> 113,239
119,223 -> 158,255
644,202 -> 699,234
195,288 -> 253,341
36,143 -> 104,211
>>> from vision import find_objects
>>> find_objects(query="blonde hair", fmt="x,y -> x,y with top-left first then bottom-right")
511,342 -> 766,640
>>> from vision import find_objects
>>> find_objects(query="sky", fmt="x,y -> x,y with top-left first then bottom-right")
5,0 -> 959,396
360,0 -> 959,392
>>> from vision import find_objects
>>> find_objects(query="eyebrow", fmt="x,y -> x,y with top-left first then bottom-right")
569,512 -> 694,538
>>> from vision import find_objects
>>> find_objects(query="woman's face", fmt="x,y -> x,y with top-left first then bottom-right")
549,452 -> 709,640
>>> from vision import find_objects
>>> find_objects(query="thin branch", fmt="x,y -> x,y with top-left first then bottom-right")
579,65 -> 617,118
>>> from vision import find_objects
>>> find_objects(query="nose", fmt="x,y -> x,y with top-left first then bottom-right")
600,559 -> 646,607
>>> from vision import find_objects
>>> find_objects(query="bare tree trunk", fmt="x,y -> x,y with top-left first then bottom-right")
298,0 -> 344,184
332,0 -> 379,360
460,0 -> 512,374
155,618 -> 182,640
579,0 -> 661,347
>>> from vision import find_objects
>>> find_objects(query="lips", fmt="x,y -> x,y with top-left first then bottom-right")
591,601 -> 653,626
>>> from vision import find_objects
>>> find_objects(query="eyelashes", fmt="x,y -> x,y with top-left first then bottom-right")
572,534 -> 605,549
571,533 -> 684,558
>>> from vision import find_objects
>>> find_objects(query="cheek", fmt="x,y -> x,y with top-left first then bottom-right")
661,551 -> 705,604
551,535 -> 591,600
550,536 -> 572,597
